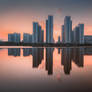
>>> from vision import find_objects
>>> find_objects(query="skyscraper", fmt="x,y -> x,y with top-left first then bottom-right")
46,15 -> 53,43
62,25 -> 64,43
64,16 -> 72,44
32,22 -> 44,43
73,26 -> 80,44
38,25 -> 42,43
41,30 -> 44,43
78,24 -> 84,44
73,24 -> 84,44
32,22 -> 39,43
58,36 -> 61,43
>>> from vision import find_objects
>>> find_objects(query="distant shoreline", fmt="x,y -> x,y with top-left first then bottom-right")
0,42 -> 92,47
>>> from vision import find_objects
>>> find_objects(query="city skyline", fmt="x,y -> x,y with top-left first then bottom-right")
0,0 -> 92,41
1,15 -> 91,42
0,1 -> 92,92
7,15 -> 88,44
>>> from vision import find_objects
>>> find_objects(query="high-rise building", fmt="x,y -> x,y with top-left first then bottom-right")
71,31 -> 74,43
58,36 -> 61,43
38,25 -> 42,43
73,24 -> 84,44
8,33 -> 20,43
41,30 -> 44,43
46,15 -> 53,43
46,20 -> 48,43
32,22 -> 44,43
73,26 -> 80,44
62,25 -> 64,43
78,24 -> 84,44
32,22 -> 39,43
64,16 -> 72,44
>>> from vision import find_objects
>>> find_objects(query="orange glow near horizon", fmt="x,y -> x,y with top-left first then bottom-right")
0,12 -> 92,41
0,25 -> 92,42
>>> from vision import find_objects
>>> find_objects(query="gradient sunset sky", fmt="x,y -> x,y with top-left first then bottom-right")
0,0 -> 92,41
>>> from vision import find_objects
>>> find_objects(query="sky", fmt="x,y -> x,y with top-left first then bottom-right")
0,0 -> 92,41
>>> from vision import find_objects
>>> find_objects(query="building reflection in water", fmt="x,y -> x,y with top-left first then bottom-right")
23,48 -> 32,56
72,48 -> 84,67
23,48 -> 44,68
46,48 -> 54,75
7,47 -> 92,76
32,48 -> 44,68
61,48 -> 72,75
8,48 -> 20,56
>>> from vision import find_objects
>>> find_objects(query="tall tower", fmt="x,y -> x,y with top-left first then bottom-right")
78,24 -> 84,44
62,25 -> 65,43
73,26 -> 80,44
64,16 -> 72,44
46,15 -> 53,43
33,22 -> 39,43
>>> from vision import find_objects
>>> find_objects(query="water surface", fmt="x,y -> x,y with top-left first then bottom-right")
0,47 -> 92,92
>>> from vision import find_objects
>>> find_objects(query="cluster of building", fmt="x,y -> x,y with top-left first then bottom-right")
8,15 -> 92,44
23,23 -> 44,43
62,16 -> 84,44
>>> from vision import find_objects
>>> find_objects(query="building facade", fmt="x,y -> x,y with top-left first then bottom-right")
79,24 -> 84,44
46,15 -> 53,43
23,33 -> 32,43
8,33 -> 20,43
62,25 -> 65,43
64,16 -> 72,44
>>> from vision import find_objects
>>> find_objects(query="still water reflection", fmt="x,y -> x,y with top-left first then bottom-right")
0,47 -> 92,92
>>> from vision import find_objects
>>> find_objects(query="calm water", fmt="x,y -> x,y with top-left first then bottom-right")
0,47 -> 92,92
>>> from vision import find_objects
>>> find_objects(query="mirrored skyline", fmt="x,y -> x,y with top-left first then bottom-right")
0,47 -> 92,92
1,47 -> 92,75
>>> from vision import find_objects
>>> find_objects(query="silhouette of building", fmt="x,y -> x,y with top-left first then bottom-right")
38,26 -> 44,43
73,24 -> 84,44
73,26 -> 80,44
23,33 -> 32,43
84,36 -> 92,44
46,15 -> 53,43
79,24 -> 84,44
62,25 -> 65,43
32,22 -> 39,43
64,16 -> 72,44
71,31 -> 74,43
8,33 -> 21,43
58,36 -> 61,43
32,22 -> 44,43
38,25 -> 42,43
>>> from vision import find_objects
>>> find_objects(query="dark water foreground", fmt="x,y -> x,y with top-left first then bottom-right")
0,47 -> 92,92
